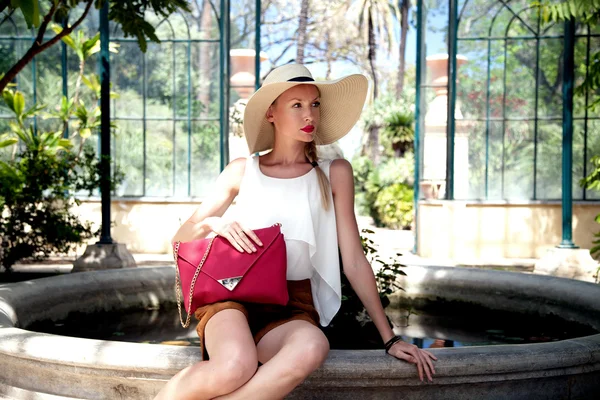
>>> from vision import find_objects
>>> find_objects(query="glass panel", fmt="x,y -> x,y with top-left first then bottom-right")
457,40 -> 488,120
114,120 -> 144,196
486,120 -> 504,199
174,121 -> 190,197
488,40 -> 504,120
146,42 -> 174,119
462,119 -> 485,199
574,35 -> 590,118
537,38 -> 563,119
146,121 -> 174,196
174,42 -> 192,119
572,120 -> 586,200
490,6 -> 512,38
536,122 -> 562,199
540,20 -> 562,36
192,41 -> 220,119
35,46 -> 64,108
458,0 -> 502,39
505,39 -> 536,118
506,10 -> 536,38
503,120 -> 534,199
111,41 -> 144,119
190,121 -> 220,197
0,40 -> 18,83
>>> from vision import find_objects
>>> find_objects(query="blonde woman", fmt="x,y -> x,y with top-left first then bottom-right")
155,64 -> 436,400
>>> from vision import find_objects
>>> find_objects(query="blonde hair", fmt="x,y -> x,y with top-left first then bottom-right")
305,140 -> 331,210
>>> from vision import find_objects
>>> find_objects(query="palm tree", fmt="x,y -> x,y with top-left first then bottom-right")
396,0 -> 410,96
349,0 -> 399,164
296,0 -> 310,63
350,0 -> 400,99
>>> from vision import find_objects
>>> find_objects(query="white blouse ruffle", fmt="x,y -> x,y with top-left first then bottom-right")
230,155 -> 341,326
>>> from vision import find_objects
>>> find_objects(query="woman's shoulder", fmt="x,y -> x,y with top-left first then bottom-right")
328,158 -> 354,195
219,157 -> 251,192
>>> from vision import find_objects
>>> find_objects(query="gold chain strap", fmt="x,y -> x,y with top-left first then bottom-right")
172,237 -> 216,328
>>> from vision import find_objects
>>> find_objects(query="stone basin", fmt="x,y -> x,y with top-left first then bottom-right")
0,266 -> 599,399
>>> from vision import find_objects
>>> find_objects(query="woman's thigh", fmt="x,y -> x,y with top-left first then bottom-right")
255,320 -> 329,365
204,308 -> 258,366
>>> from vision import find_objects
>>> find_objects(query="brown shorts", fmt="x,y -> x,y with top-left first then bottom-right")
194,279 -> 320,360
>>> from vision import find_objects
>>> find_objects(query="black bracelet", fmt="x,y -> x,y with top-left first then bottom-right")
384,335 -> 403,354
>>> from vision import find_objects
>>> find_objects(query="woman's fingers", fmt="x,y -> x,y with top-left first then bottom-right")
232,227 -> 256,253
229,230 -> 254,253
243,227 -> 263,247
223,232 -> 244,253
422,349 -> 436,376
416,349 -> 432,382
412,347 -> 425,382
423,350 -> 438,361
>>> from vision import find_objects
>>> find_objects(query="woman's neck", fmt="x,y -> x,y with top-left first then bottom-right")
265,134 -> 308,165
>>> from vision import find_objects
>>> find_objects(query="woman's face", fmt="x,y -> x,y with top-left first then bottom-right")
266,84 -> 321,145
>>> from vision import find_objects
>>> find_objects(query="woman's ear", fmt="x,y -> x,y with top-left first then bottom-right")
266,105 -> 275,123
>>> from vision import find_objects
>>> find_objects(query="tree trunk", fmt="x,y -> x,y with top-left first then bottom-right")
296,0 -> 309,64
368,9 -> 378,99
365,9 -> 380,164
0,0 -> 93,93
325,31 -> 332,79
396,0 -> 410,96
194,0 -> 214,118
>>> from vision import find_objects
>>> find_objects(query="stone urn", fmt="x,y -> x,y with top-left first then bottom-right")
230,48 -> 269,99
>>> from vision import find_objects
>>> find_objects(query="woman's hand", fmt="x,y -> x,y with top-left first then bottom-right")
204,217 -> 263,253
388,340 -> 437,382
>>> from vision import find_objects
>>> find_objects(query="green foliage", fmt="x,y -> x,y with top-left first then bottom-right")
0,33 -> 123,270
361,93 -> 415,157
375,183 -> 414,230
381,110 -> 414,157
534,0 -> 600,110
0,124 -> 102,271
352,154 -> 414,229
536,0 -> 600,24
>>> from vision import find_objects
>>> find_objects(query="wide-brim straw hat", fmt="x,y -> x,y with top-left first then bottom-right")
243,64 -> 368,154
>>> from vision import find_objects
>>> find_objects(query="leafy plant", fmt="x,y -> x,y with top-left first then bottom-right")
0,26 -> 123,271
375,183 -> 414,230
352,154 -> 414,229
380,110 -> 414,158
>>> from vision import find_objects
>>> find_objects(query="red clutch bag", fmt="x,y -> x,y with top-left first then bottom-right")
173,224 -> 289,327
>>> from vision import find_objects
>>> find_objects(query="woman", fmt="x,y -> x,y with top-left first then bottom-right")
155,64 -> 437,400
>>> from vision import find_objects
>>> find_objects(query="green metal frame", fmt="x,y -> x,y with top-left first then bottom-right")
415,0 -> 599,250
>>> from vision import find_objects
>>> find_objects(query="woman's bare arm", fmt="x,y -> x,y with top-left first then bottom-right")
330,158 -> 437,382
171,157 -> 247,243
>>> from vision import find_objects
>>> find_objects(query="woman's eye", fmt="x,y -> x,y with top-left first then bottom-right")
293,103 -> 301,108
312,101 -> 321,107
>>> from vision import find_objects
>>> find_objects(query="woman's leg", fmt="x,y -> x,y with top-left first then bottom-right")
153,309 -> 258,400
213,320 -> 330,400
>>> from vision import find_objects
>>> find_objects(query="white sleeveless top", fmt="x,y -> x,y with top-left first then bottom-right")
230,155 -> 341,327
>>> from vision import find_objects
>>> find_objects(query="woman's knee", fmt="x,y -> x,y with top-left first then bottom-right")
211,350 -> 258,392
286,331 -> 330,379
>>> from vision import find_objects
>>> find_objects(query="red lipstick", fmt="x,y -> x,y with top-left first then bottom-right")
301,125 -> 315,133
